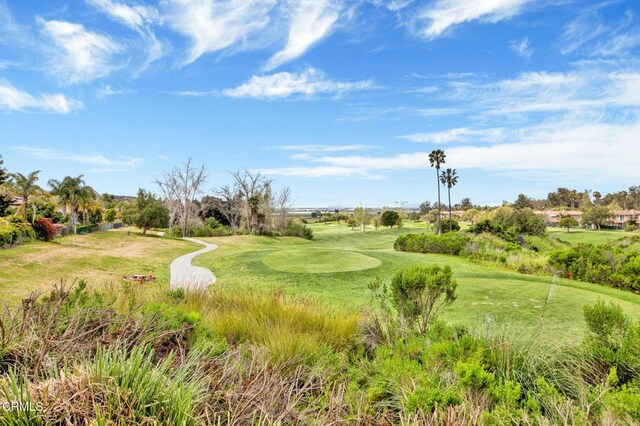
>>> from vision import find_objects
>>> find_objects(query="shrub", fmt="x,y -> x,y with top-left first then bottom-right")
394,232 -> 469,255
32,217 -> 57,241
390,264 -> 457,334
286,221 -> 314,239
76,224 -> 98,234
0,217 -> 35,246
439,218 -> 460,233
104,208 -> 117,222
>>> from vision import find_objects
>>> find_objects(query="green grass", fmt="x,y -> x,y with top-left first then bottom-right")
262,248 -> 382,273
195,222 -> 640,345
0,228 -> 197,302
547,227 -> 636,244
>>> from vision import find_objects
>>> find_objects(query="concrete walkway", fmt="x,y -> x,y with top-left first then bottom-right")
169,238 -> 218,292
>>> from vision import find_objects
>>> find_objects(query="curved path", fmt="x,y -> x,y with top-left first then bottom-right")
170,238 -> 218,292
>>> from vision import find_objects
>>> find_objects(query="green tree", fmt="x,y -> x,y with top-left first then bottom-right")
381,210 -> 400,228
439,168 -> 458,232
11,170 -> 41,221
104,208 -> 117,222
429,150 -> 446,235
558,216 -> 579,233
582,206 -> 613,230
133,189 -> 169,234
354,206 -> 370,231
513,193 -> 534,210
419,201 -> 431,215
390,264 -> 457,334
458,197 -> 473,210
0,155 -> 8,185
48,175 -> 94,234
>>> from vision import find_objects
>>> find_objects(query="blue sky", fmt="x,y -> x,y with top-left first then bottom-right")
1,0 -> 639,207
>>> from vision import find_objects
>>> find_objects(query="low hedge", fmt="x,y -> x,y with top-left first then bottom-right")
0,218 -> 35,246
394,232 -> 470,255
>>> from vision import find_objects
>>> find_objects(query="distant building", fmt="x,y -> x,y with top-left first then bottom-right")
535,209 -> 638,229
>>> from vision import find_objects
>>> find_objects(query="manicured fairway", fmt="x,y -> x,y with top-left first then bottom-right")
547,227 -> 635,244
195,222 -> 640,345
0,229 -> 197,302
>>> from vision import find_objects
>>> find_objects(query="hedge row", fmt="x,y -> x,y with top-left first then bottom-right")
394,232 -> 470,255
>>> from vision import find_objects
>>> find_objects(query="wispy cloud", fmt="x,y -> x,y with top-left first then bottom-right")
12,146 -> 143,172
265,0 -> 340,70
162,89 -> 219,97
87,0 -> 164,71
163,0 -> 276,65
87,0 -> 158,29
0,80 -> 83,113
398,127 -> 506,144
96,84 -> 134,98
415,0 -> 532,39
222,68 -> 373,100
37,17 -> 122,84
267,144 -> 377,152
510,37 -> 532,59
262,116 -> 640,183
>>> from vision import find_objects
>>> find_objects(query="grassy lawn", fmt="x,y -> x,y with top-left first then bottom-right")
195,222 -> 640,345
547,226 -> 635,244
0,228 -> 197,303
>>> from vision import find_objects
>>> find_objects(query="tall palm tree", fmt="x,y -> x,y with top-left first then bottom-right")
48,175 -> 93,234
11,171 -> 41,221
439,168 -> 459,232
428,150 -> 446,235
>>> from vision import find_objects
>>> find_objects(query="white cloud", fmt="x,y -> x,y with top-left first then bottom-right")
592,31 -> 640,57
444,70 -> 640,117
96,84 -> 134,98
269,144 -> 376,152
263,117 -> 640,183
0,80 -> 83,113
222,68 -> 373,99
265,0 -> 340,70
510,37 -> 531,59
259,165 -> 379,179
87,0 -> 158,29
164,0 -> 277,65
398,127 -> 506,144
37,17 -> 122,84
162,89 -> 220,97
416,0 -> 531,39
87,0 -> 164,71
12,146 -> 143,172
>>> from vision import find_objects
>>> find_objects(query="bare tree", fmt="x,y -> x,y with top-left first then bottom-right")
231,169 -> 273,234
213,185 -> 244,232
155,172 -> 181,234
275,186 -> 293,233
157,159 -> 207,237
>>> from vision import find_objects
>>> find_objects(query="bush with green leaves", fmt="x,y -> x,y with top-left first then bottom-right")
549,243 -> 640,292
439,218 -> 460,233
0,217 -> 35,246
390,264 -> 457,334
103,207 -> 117,222
394,232 -> 469,255
380,210 -> 400,228
286,220 -> 314,239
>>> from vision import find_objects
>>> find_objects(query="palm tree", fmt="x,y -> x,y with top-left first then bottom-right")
11,171 -> 41,221
439,168 -> 459,231
428,150 -> 446,235
48,175 -> 94,234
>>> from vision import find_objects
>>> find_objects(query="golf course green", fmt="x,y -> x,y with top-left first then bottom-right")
195,222 -> 640,345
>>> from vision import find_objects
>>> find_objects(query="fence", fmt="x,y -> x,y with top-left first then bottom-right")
55,222 -> 124,237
